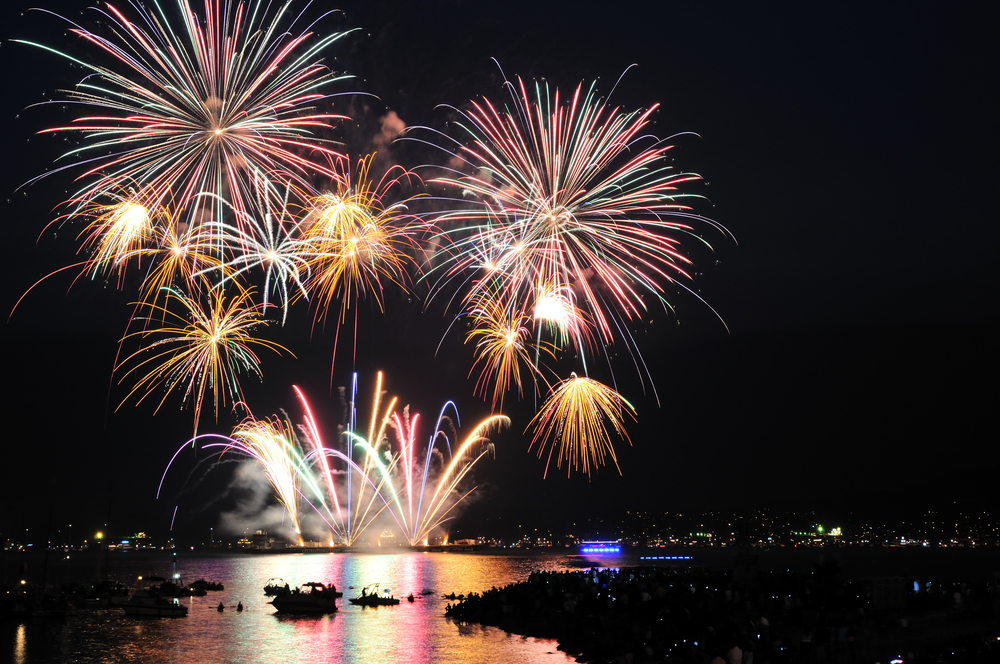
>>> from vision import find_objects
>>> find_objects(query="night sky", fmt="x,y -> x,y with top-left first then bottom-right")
2,0 -> 997,543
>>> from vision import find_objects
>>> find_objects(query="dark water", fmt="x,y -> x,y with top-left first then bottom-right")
4,546 -> 998,663
641,544 -> 1000,581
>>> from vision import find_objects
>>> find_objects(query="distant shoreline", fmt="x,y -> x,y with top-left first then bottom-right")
243,543 -> 489,554
6,544 -> 999,589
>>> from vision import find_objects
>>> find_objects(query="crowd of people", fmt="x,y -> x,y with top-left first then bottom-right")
444,563 -> 1000,663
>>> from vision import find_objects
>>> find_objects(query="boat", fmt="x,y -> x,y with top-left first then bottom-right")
190,579 -> 225,592
263,578 -> 291,596
122,589 -> 188,617
153,581 -> 198,597
564,540 -> 623,568
313,581 -> 342,598
67,581 -> 129,608
270,582 -> 339,614
349,583 -> 400,607
147,575 -> 206,598
31,593 -> 77,617
575,540 -> 621,555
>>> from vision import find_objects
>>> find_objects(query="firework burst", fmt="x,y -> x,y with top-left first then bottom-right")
70,185 -> 164,282
18,0 -> 354,228
422,76 -> 728,405
136,215 -> 222,312
464,290 -> 552,408
528,373 -> 636,478
117,286 -> 290,430
302,156 -> 426,326
193,187 -> 313,325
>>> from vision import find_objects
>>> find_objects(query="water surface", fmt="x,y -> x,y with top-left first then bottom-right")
4,550 -> 579,664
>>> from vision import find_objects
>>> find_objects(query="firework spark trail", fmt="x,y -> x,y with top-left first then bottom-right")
305,446 -> 406,540
390,408 -> 418,529
157,379 -> 507,545
160,431 -> 323,542
116,286 -> 290,432
281,382 -> 509,545
14,1 -> 375,424
158,422 -> 410,545
133,209 -> 222,313
414,400 -> 459,522
346,432 -> 410,535
528,373 -> 636,478
531,280 -> 593,351
291,376 -> 401,545
408,415 -> 509,543
293,384 -> 345,535
339,384 -> 507,545
17,0 -> 355,231
228,415 -> 308,538
351,385 -> 396,539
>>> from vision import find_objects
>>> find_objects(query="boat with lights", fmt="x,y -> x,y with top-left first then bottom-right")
565,540 -> 622,566
576,540 -> 622,555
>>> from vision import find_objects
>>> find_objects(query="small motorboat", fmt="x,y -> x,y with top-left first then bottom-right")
270,582 -> 339,614
82,581 -> 129,607
317,582 -> 342,598
122,590 -> 188,618
407,594 -> 415,603
263,578 -> 291,596
349,583 -> 400,607
191,579 -> 225,592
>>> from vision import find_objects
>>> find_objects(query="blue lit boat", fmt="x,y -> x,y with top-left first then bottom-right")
577,540 -> 621,555
565,540 -> 622,567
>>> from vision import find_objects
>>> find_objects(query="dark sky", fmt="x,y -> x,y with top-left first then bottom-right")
2,0 -> 997,543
